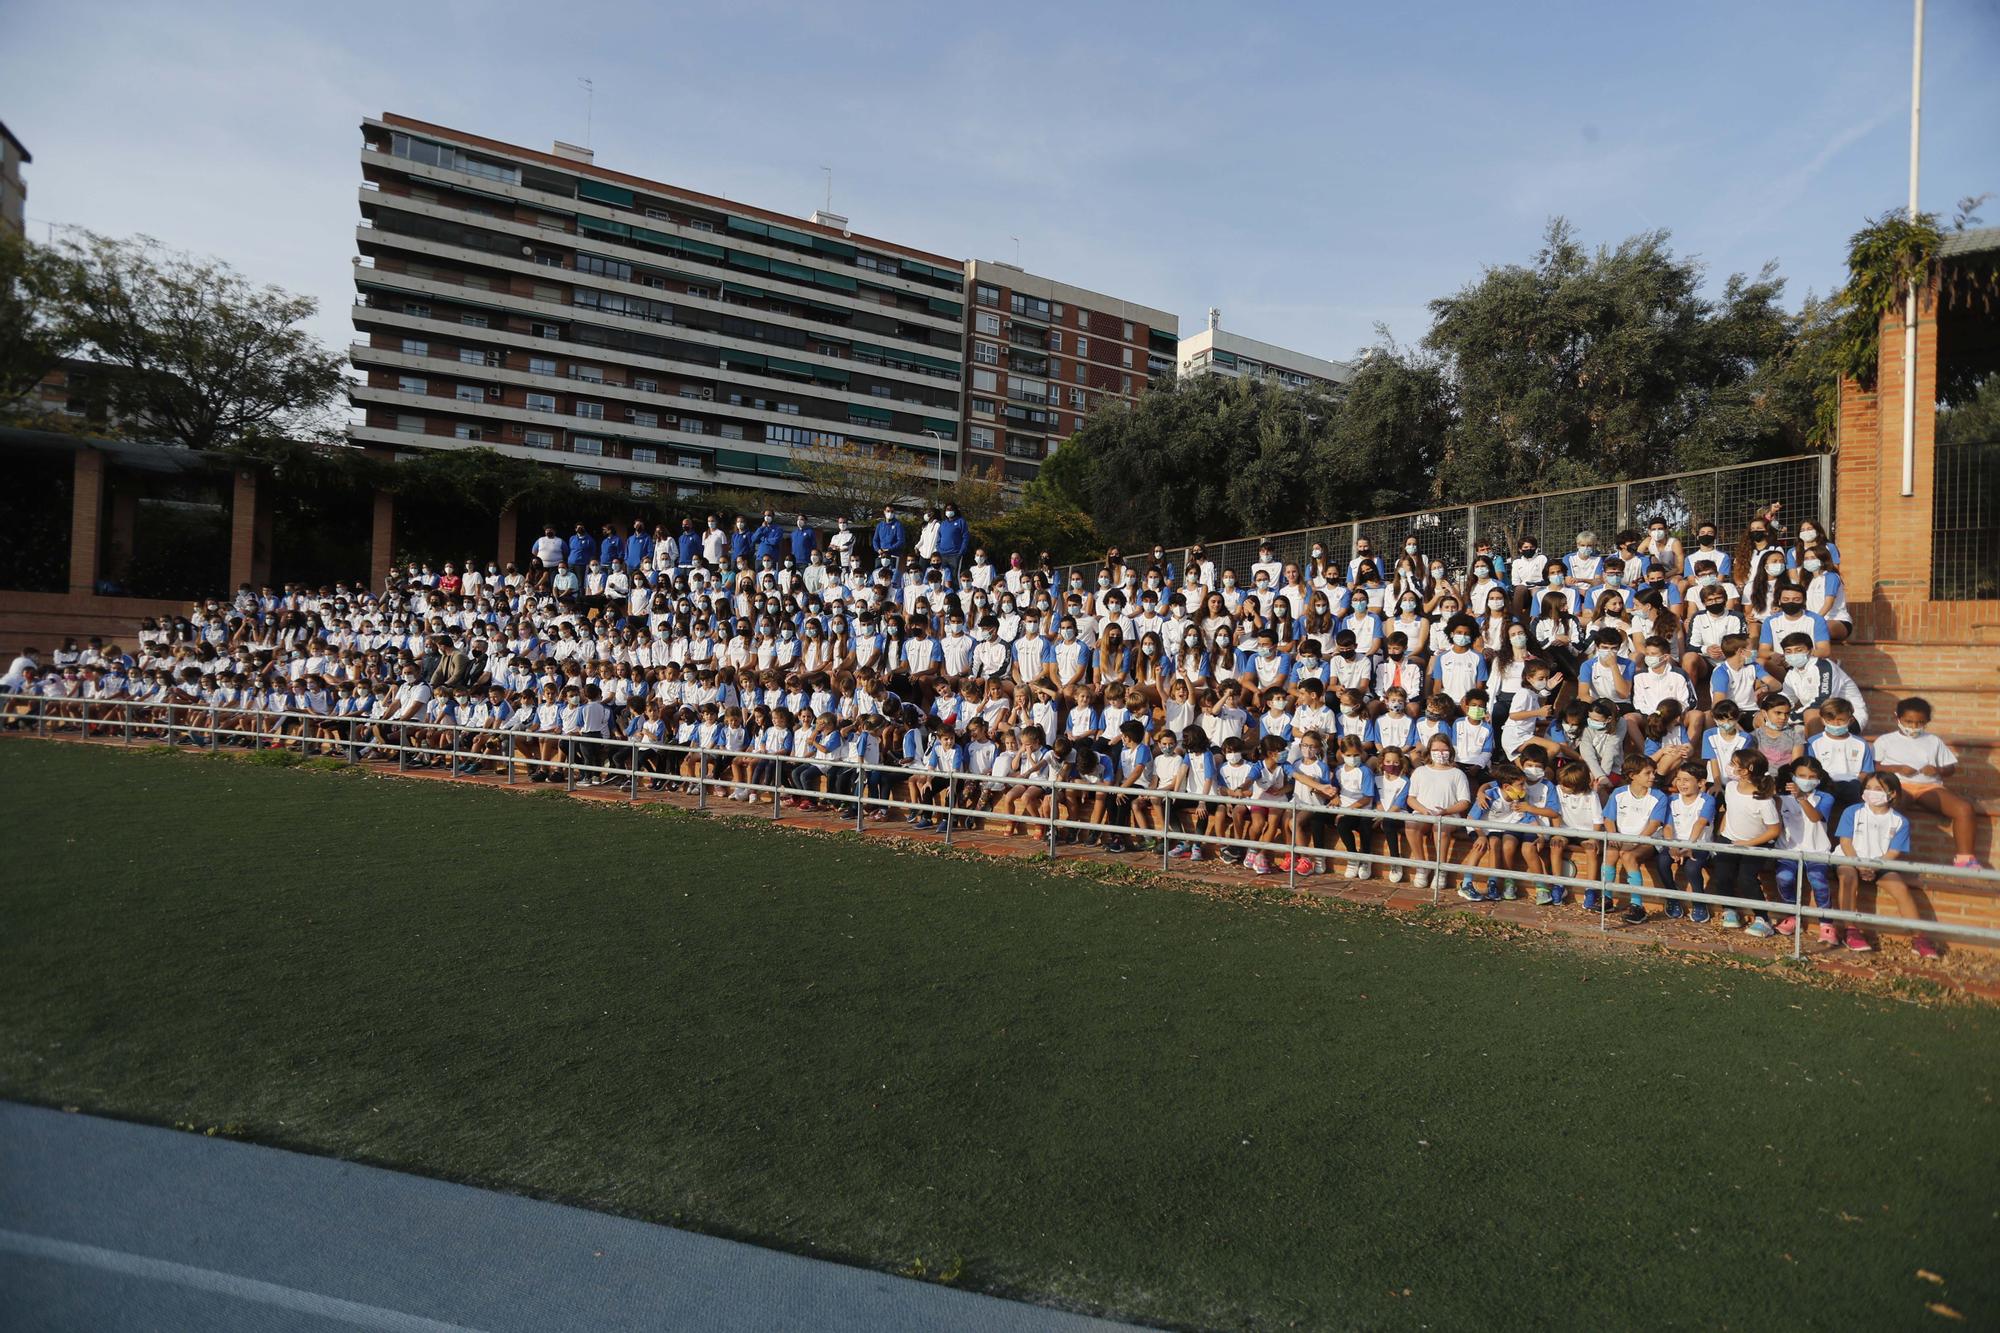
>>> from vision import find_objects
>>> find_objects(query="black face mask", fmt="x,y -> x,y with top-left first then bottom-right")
1780,603 -> 1805,615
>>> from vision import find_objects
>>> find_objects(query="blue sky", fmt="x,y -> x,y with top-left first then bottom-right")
4,0 -> 1995,361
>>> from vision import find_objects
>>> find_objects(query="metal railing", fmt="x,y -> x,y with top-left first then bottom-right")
1059,453 -> 1835,588
1932,440 -> 2000,601
6,692 -> 1994,953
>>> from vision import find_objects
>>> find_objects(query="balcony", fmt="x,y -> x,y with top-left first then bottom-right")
1007,353 -> 1048,377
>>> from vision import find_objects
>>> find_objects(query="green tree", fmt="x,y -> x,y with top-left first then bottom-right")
1426,219 -> 1799,501
62,231 -> 346,450
1308,339 -> 1452,517
0,230 -> 85,412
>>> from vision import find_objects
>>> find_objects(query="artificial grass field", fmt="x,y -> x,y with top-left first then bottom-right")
1,743 -> 1995,1330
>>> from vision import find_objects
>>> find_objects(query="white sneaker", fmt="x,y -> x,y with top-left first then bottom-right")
1412,870 -> 1430,889
1388,867 -> 1406,884
1345,863 -> 1364,879
1315,858 -> 1330,875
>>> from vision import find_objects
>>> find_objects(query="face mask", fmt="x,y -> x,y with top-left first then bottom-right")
1644,653 -> 1664,669
1784,651 -> 1809,670
1803,558 -> 1822,573
1587,717 -> 1608,732
1649,531 -> 1666,543
1794,776 -> 1820,792
1862,789 -> 1891,809
1577,545 -> 1595,557
1311,548 -> 1324,559
1522,765 -> 1545,781
1405,543 -> 1419,554
1401,599 -> 1418,612
1451,633 -> 1472,648
1898,721 -> 1924,738
1466,707 -> 1486,722
1820,723 -> 1848,738
1061,628 -> 1078,642
1342,754 -> 1361,768
1431,752 -> 1454,766
1429,566 -> 1445,579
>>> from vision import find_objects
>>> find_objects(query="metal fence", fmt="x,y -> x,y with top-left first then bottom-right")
1933,441 -> 2000,600
1061,453 -> 1834,587
7,691 -> 1994,955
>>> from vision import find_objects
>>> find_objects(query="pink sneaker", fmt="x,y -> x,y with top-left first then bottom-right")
1952,855 -> 1984,870
1817,922 -> 1839,946
1250,853 -> 1274,875
1777,915 -> 1798,936
1844,930 -> 1873,953
1295,858 -> 1316,877
1912,934 -> 1942,959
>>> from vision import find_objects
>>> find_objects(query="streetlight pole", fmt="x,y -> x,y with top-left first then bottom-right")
921,428 -> 948,498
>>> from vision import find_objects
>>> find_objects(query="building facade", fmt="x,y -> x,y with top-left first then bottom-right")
960,261 -> 1176,483
351,114 -> 966,500
1,120 -> 30,237
1177,310 -> 1352,392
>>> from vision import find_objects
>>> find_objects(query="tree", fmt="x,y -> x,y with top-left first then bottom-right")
1425,219 -> 1799,502
0,230 -> 85,412
976,497 -> 1098,564
62,231 -> 346,450
1307,337 -> 1452,519
790,441 -> 935,523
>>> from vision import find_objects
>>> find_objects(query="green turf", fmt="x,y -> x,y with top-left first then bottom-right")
1,743 -> 1995,1329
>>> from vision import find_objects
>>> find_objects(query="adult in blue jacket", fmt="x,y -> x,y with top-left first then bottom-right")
872,507 -> 906,565
675,519 -> 701,568
728,517 -> 753,565
565,525 -> 593,569
789,515 -> 818,566
751,510 -> 786,564
935,504 -> 969,573
623,522 -> 651,570
597,527 -> 621,567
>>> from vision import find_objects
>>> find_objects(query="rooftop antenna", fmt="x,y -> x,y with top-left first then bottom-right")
1010,235 -> 1021,265
578,77 -> 595,148
821,165 -> 833,214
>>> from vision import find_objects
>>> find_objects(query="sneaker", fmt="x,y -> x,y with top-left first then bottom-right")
1550,886 -> 1567,906
1315,858 -> 1330,875
1621,904 -> 1648,925
1220,849 -> 1242,865
1745,918 -> 1776,939
1187,848 -> 1206,862
1664,900 -> 1683,920
1457,884 -> 1485,902
1272,854 -> 1294,871
1952,855 -> 1984,870
1817,922 -> 1839,946
1845,929 -> 1873,953
1345,863 -> 1365,880
1295,859 -> 1316,878
1387,867 -> 1405,884
1776,915 -> 1798,936
914,819 -> 936,832
1500,884 -> 1519,902
1251,853 -> 1274,875
1412,870 -> 1430,889
1691,906 -> 1711,925
1582,889 -> 1601,912
1168,843 -> 1191,859
1721,910 -> 1742,929
1534,887 -> 1554,906
1912,934 -> 1942,959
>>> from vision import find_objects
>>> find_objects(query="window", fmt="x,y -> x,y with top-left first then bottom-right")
633,377 -> 658,393
575,474 -> 601,489
719,422 -> 744,440
523,429 -> 555,449
631,481 -> 657,496
1121,347 -> 1133,368
1122,321 -> 1134,340
395,413 -> 424,433
575,401 -> 604,420
1076,337 -> 1088,357
531,322 -> 562,339
632,447 -> 658,465
869,384 -> 892,397
688,219 -> 714,232
975,311 -> 1001,335
526,393 -> 557,413
453,423 -> 482,441
459,313 -> 488,328
972,369 -> 998,393
572,436 -> 604,456
1076,307 -> 1089,328
973,341 -> 999,365
1121,374 -> 1133,395
768,423 -> 844,448
458,347 -> 488,365
1069,387 -> 1086,408
687,285 -> 713,300
401,338 -> 429,356
970,425 -> 996,451
681,417 -> 704,434
397,375 -> 427,394
455,384 -> 483,403
402,302 -> 431,318
529,356 -> 557,377
679,386 -> 702,399
970,396 -> 996,418
631,410 -> 658,429
573,365 -> 605,384
974,283 -> 1000,307
1050,331 -> 1062,351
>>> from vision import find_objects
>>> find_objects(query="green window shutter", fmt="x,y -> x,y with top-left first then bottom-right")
726,250 -> 770,273
769,259 -> 816,282
812,270 -> 858,293
578,215 -> 631,238
715,448 -> 761,474
922,417 -> 958,437
759,455 -> 802,477
767,225 -> 815,248
765,356 -> 816,378
682,238 -> 725,260
721,350 -> 768,371
725,217 -> 769,238
578,180 -> 634,207
810,237 -> 857,259
721,281 -> 767,299
926,296 -> 963,317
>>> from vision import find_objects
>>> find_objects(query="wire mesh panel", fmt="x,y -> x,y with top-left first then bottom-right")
1712,455 -> 1825,545
1933,442 -> 2000,601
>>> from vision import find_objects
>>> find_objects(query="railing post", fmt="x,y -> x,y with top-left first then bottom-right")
397,723 -> 407,771
772,758 -> 783,821
504,732 -> 515,785
1286,804 -> 1298,890
629,736 -> 639,801
853,755 -> 865,827
1464,505 -> 1477,570
122,701 -> 133,746
208,706 -> 218,751
1615,482 -> 1632,532
166,699 -> 175,745
1047,778 -> 1058,859
1162,794 -> 1173,870
1793,847 -> 1808,961
696,754 -> 706,810
944,772 -> 956,846
448,722 -> 460,776
1818,452 -> 1834,523
1430,813 -> 1445,904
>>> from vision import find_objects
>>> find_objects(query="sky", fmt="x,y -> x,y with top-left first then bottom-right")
4,0 -> 1996,363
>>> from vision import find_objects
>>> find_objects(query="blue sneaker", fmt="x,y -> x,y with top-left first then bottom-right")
1582,889 -> 1601,912
1745,917 -> 1776,939
1665,900 -> 1684,920
913,819 -> 936,831
1691,905 -> 1712,925
1721,909 -> 1742,929
1550,886 -> 1567,906
1458,884 -> 1485,902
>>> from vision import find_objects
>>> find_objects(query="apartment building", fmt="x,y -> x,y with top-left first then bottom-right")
2,121 -> 30,237
961,261 -> 1176,484
1177,309 -> 1353,392
351,114 -> 966,500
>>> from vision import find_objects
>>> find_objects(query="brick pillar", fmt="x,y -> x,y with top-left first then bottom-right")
227,469 -> 258,590
496,505 -> 519,570
68,448 -> 104,596
369,489 -> 395,590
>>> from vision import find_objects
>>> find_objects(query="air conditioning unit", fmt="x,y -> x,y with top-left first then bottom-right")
486,386 -> 503,399
623,408 -> 636,419
699,387 -> 714,400
520,244 -> 534,257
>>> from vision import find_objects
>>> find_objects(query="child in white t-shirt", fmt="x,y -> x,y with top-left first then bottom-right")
1871,697 -> 1979,869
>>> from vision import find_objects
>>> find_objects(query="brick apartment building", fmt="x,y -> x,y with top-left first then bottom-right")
351,115 -> 968,501
960,261 -> 1176,484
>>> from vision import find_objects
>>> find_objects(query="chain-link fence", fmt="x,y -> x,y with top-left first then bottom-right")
1061,454 -> 1834,587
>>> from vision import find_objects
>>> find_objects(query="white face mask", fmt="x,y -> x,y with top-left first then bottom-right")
1898,721 -> 1924,738
1862,789 -> 1891,809
1784,650 -> 1809,670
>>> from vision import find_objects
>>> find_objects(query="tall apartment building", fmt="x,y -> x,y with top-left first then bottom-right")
1,121 -> 30,237
1177,309 -> 1353,392
961,261 -> 1177,484
351,115 -> 967,500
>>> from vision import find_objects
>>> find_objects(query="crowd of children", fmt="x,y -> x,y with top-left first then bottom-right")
3,503 -> 1982,956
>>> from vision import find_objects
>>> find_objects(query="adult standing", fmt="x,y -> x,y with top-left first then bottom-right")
873,506 -> 906,568
936,502 -> 969,577
789,514 -> 819,568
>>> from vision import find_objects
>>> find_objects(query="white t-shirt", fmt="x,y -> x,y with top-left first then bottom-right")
1720,789 -> 1780,845
1409,763 -> 1470,813
1870,730 -> 1956,779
